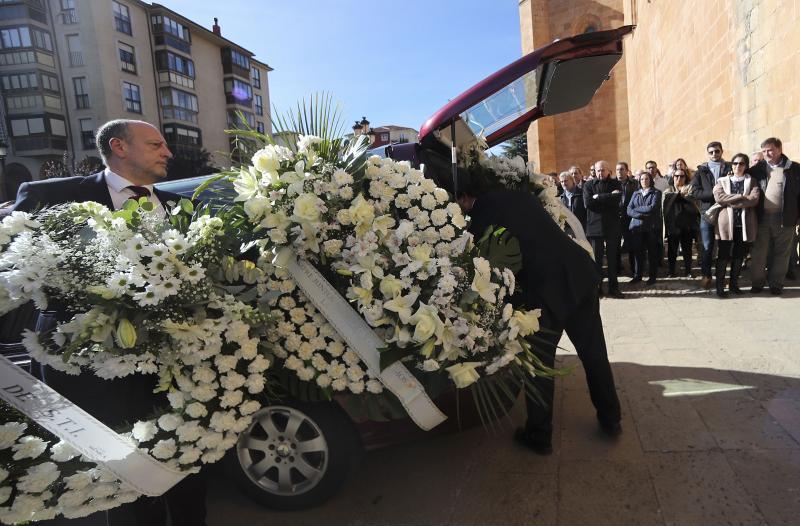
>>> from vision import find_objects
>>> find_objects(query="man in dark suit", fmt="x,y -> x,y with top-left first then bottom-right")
559,171 -> 586,230
689,141 -> 732,288
457,182 -> 622,456
10,119 -> 205,526
583,160 -> 624,298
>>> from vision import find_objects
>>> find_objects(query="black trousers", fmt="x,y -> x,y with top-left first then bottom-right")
631,231 -> 660,280
667,230 -> 695,274
524,291 -> 621,438
589,234 -> 621,291
33,314 -> 208,526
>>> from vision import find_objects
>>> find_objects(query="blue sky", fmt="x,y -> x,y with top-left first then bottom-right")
158,0 -> 523,133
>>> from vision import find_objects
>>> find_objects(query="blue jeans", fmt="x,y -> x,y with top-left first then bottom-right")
699,219 -> 715,278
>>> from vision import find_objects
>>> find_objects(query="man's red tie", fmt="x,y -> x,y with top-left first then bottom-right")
127,185 -> 151,200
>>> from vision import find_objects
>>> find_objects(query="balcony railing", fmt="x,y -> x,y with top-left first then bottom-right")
68,51 -> 84,66
59,9 -> 78,24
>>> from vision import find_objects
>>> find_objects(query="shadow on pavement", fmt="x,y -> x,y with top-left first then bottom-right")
207,360 -> 800,526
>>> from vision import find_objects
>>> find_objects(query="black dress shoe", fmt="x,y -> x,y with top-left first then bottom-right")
646,277 -> 657,285
770,286 -> 783,296
598,419 -> 622,437
750,286 -> 764,293
608,289 -> 624,299
630,276 -> 642,283
514,428 -> 553,455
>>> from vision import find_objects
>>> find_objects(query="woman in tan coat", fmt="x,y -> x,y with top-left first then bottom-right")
713,153 -> 761,297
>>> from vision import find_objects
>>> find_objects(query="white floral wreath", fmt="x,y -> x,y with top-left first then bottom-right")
0,204 -> 273,522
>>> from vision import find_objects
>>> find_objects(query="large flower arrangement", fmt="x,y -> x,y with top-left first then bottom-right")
0,105 -> 571,522
0,202 -> 273,522
231,135 -> 548,397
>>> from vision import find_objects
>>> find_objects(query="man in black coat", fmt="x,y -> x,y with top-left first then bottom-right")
559,171 -> 586,231
583,160 -> 624,297
10,119 -> 205,526
616,162 -> 639,276
748,137 -> 800,295
689,141 -> 731,288
458,185 -> 622,455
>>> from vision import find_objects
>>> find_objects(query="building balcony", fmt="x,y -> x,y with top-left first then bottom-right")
12,136 -> 67,153
225,94 -> 253,107
157,70 -> 195,90
0,2 -> 48,24
152,31 -> 191,54
58,9 -> 78,24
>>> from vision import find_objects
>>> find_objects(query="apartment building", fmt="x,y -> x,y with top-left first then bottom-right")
0,0 -> 272,201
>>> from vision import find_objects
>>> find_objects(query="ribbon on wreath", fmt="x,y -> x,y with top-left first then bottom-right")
0,355 -> 186,496
273,248 -> 447,431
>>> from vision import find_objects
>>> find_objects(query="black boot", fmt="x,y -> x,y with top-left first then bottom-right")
715,259 -> 728,298
730,258 -> 743,294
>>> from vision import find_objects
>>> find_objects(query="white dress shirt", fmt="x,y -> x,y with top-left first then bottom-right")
104,169 -> 166,216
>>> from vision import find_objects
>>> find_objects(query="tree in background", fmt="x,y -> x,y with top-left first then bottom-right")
74,156 -> 104,176
166,149 -> 218,180
501,134 -> 528,160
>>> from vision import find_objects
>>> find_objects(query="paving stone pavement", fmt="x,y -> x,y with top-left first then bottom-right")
207,276 -> 800,526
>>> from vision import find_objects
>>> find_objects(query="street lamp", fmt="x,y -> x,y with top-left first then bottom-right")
0,140 -> 8,202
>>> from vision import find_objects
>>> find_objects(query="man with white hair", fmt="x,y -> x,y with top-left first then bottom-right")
584,160 -> 624,298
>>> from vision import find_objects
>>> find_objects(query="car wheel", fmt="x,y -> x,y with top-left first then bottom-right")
225,400 -> 361,510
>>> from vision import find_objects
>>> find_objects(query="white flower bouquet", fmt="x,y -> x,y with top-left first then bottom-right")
0,201 -> 274,522
230,131 -> 553,402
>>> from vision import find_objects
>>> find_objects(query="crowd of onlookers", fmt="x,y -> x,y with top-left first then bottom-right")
552,137 -> 800,298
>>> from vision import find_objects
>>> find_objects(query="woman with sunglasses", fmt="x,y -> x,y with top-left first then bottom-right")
712,153 -> 761,297
668,158 -> 692,186
663,167 -> 700,277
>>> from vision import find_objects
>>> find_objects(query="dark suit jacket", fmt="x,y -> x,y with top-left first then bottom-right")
11,171 -> 181,212
8,171 -> 181,428
559,189 -> 587,229
748,156 -> 800,227
583,177 -> 623,238
469,189 -> 600,324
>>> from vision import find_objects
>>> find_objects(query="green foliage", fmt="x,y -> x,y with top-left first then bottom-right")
475,225 -> 522,274
166,148 -> 218,181
501,134 -> 528,160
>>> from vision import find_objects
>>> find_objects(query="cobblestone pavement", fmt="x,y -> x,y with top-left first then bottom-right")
207,273 -> 800,526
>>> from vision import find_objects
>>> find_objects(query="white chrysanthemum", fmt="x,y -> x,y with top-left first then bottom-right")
158,413 -> 184,432
0,422 -> 27,449
151,438 -> 177,460
50,440 -> 80,462
12,436 -> 48,460
17,462 -> 60,493
132,421 -> 158,443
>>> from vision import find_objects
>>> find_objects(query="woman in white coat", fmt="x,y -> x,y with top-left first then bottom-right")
712,153 -> 761,297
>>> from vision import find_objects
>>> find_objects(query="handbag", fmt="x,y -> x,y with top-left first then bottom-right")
704,203 -> 723,225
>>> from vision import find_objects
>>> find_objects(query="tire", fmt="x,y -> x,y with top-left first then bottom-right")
224,399 -> 361,510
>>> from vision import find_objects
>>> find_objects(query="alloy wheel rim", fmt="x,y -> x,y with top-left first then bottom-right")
236,406 -> 329,496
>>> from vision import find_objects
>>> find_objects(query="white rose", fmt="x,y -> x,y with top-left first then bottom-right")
293,193 -> 324,223
446,362 -> 482,388
409,303 -> 443,343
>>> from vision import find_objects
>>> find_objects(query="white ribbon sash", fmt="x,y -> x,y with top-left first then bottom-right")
0,355 -> 185,496
273,248 -> 447,431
